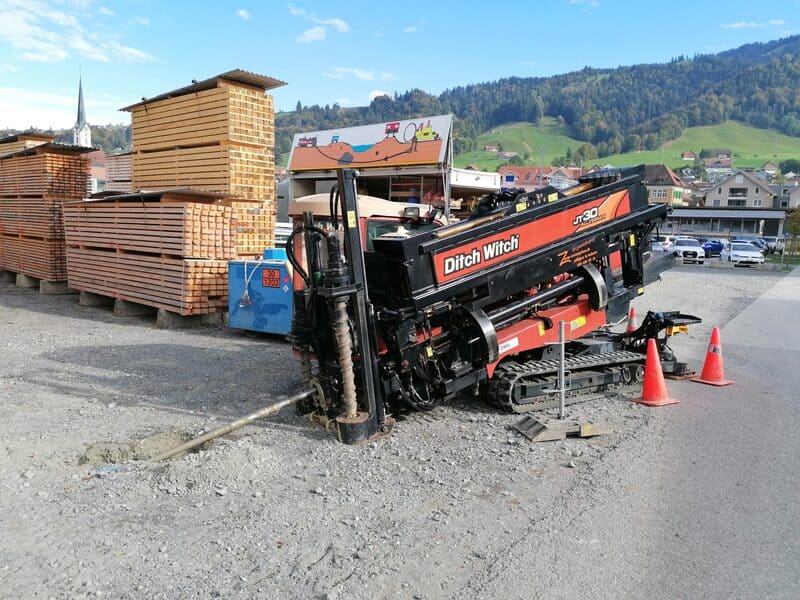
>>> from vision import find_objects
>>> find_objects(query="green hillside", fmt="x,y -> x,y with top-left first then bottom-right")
599,121 -> 800,168
454,118 -> 583,171
454,120 -> 800,171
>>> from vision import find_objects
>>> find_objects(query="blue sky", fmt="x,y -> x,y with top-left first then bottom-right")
0,0 -> 797,129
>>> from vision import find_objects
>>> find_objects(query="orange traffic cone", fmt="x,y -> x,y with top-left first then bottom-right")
634,338 -> 679,406
626,307 -> 638,333
692,327 -> 733,386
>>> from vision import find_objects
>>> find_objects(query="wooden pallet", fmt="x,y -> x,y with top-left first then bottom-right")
132,144 -> 274,201
130,81 -> 275,152
0,151 -> 89,197
63,199 -> 236,259
66,247 -> 228,315
0,234 -> 67,281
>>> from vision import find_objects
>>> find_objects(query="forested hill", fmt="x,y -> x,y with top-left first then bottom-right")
277,35 -> 800,160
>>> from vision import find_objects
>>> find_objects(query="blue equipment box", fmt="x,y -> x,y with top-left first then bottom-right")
228,248 -> 293,335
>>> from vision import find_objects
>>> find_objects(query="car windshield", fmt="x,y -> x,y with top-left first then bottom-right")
676,239 -> 700,247
732,243 -> 756,252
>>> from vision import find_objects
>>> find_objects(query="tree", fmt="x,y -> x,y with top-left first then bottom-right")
785,209 -> 800,257
779,159 -> 800,174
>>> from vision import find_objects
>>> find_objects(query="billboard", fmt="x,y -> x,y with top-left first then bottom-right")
288,114 -> 453,171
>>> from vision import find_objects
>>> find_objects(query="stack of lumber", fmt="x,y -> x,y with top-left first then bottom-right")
0,133 -> 55,155
63,190 -> 234,315
124,69 -> 285,255
0,143 -> 89,281
105,152 -> 133,192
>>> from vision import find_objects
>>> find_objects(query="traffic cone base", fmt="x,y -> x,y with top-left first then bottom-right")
632,338 -> 680,407
634,395 -> 680,407
691,374 -> 733,386
692,326 -> 733,386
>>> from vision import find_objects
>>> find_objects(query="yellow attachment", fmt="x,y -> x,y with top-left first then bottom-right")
666,325 -> 689,336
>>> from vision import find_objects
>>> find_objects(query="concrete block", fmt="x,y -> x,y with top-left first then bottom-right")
0,270 -> 16,283
113,299 -> 156,318
39,280 -> 76,295
155,309 -> 207,329
79,291 -> 115,307
15,274 -> 39,289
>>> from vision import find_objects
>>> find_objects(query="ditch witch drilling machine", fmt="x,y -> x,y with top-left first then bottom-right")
287,166 -> 698,444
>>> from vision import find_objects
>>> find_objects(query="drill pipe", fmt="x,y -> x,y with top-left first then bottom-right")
151,389 -> 314,462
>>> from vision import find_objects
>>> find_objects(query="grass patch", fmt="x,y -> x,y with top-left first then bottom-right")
454,120 -> 800,171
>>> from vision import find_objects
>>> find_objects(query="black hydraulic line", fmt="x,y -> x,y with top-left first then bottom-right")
487,276 -> 585,325
285,225 -> 330,287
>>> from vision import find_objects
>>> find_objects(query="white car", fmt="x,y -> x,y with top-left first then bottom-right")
720,242 -> 765,266
671,237 -> 705,264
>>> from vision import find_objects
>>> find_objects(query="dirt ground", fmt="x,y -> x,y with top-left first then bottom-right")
0,265 -> 788,599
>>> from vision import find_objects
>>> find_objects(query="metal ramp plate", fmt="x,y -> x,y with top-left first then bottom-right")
512,414 -> 611,442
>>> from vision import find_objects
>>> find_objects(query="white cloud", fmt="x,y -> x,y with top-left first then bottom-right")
0,0 -> 155,63
297,26 -> 326,42
99,6 -> 114,16
289,4 -> 349,42
134,17 -> 150,26
568,0 -> 599,7
0,64 -> 19,72
403,26 -> 417,33
368,90 -> 390,102
324,67 -> 392,81
236,9 -> 250,20
720,19 -> 786,30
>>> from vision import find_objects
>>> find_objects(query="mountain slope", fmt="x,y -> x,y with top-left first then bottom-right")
276,35 -> 800,160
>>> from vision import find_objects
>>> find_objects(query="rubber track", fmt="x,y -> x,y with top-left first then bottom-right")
490,350 -> 645,413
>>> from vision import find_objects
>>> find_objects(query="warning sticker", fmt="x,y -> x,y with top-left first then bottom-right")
262,269 -> 281,288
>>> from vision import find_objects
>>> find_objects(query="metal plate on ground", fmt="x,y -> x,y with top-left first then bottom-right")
512,414 -> 611,442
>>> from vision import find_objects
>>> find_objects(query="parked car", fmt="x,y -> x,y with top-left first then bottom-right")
732,236 -> 768,255
762,236 -> 785,255
698,238 -> 724,257
671,237 -> 705,264
720,242 -> 765,266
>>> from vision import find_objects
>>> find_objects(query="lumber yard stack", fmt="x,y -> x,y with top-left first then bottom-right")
0,136 -> 91,281
105,152 -> 133,192
123,69 -> 286,256
63,190 -> 234,315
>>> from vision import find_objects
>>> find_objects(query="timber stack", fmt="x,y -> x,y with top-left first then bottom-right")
63,69 -> 286,316
123,69 -> 286,256
63,190 -> 234,316
105,152 -> 133,192
0,135 -> 91,282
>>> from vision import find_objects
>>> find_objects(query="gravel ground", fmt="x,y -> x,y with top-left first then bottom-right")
0,264 -> 789,599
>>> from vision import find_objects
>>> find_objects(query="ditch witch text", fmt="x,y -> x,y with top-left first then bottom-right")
443,234 -> 520,275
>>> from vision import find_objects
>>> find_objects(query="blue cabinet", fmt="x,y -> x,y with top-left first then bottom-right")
228,249 -> 293,335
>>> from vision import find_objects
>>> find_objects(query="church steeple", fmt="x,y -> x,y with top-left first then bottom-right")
76,77 -> 86,128
73,76 -> 91,147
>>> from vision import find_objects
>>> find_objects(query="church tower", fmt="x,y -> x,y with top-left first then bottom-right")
73,77 -> 91,147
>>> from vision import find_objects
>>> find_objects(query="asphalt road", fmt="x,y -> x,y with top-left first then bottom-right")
475,267 -> 800,599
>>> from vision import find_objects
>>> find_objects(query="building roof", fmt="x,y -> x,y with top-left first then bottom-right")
120,68 -> 287,111
76,188 -> 229,203
0,132 -> 56,145
643,164 -> 685,187
0,142 -> 95,159
713,169 -> 774,192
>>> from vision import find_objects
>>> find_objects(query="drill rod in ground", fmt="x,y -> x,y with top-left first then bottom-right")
152,389 -> 314,462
